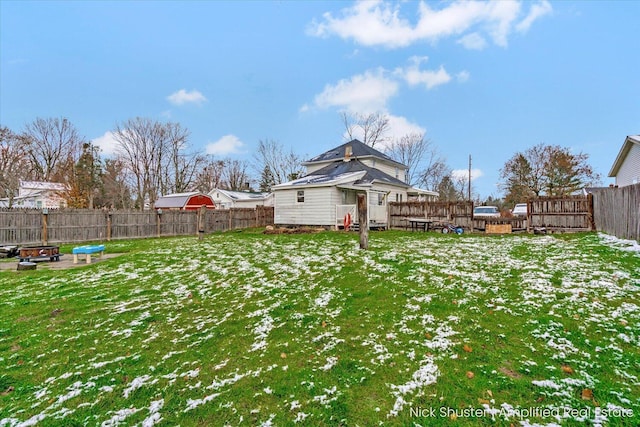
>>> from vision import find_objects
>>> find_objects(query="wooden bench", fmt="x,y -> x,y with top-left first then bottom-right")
72,245 -> 105,264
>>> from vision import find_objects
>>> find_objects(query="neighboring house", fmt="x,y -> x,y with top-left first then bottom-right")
154,192 -> 216,210
609,135 -> 640,187
272,139 -> 438,229
209,188 -> 273,209
0,180 -> 67,209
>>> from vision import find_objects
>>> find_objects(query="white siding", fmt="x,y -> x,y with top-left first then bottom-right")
616,143 -> 640,187
274,187 -> 341,226
211,192 -> 235,209
371,161 -> 407,183
305,162 -> 333,175
371,182 -> 409,205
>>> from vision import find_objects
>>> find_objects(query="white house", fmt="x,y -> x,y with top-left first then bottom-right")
272,139 -> 438,229
209,188 -> 273,209
0,180 -> 67,209
609,135 -> 640,187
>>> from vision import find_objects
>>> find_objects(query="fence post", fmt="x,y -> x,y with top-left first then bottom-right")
106,212 -> 112,241
358,193 -> 368,249
156,209 -> 162,238
198,205 -> 206,240
587,193 -> 595,231
42,208 -> 49,245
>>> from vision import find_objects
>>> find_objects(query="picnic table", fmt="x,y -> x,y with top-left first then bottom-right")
406,217 -> 433,232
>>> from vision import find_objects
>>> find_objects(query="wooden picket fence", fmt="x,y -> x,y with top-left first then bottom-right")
0,206 -> 274,245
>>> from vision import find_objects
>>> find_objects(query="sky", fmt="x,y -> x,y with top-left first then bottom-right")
1,0 -> 638,198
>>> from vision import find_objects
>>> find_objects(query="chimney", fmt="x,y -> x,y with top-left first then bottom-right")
344,145 -> 352,162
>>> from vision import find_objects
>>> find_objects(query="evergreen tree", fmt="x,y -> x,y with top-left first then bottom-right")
259,165 -> 275,192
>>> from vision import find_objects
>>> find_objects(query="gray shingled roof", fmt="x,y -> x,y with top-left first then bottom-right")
305,139 -> 405,167
287,159 -> 409,188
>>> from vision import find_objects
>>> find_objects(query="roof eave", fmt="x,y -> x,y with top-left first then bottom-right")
608,136 -> 640,177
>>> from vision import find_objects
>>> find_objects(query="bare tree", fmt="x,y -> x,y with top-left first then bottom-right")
253,139 -> 305,188
158,123 -> 207,194
0,126 -> 31,206
222,159 -> 251,191
341,111 -> 390,147
22,117 -> 85,181
193,157 -> 225,193
112,118 -> 191,209
384,132 -> 448,188
99,158 -> 132,209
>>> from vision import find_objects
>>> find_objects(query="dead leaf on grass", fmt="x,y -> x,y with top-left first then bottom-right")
561,365 -> 574,375
463,344 -> 473,353
466,371 -> 475,379
581,389 -> 594,401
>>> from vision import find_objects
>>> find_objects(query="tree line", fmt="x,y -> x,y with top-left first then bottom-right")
0,114 -> 600,210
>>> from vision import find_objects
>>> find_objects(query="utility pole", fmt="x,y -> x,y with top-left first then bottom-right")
468,155 -> 472,201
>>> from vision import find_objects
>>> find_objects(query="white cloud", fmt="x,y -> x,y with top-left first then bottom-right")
308,0 -> 551,49
344,113 -> 426,150
457,32 -> 487,50
205,135 -> 245,156
400,60 -> 451,89
456,70 -> 470,83
452,168 -> 484,182
516,0 -> 552,33
167,89 -> 207,106
91,131 -> 119,157
311,69 -> 398,113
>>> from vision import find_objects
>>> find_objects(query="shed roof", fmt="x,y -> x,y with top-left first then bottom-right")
609,135 -> 640,177
213,189 -> 271,201
154,192 -> 214,209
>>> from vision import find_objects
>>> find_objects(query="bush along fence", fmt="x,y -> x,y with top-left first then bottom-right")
0,206 -> 274,245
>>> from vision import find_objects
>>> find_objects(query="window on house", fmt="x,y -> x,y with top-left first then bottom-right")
395,193 -> 399,202
372,159 -> 376,167
297,190 -> 305,203
378,193 -> 385,206
395,167 -> 399,179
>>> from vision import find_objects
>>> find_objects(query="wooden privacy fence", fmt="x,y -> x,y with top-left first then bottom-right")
389,196 -> 594,233
592,184 -> 640,242
0,206 -> 274,245
527,195 -> 594,232
388,201 -> 474,229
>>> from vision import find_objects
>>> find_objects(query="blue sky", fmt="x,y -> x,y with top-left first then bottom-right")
1,0 -> 638,198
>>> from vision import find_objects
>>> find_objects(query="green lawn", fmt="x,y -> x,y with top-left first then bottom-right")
1,230 -> 639,426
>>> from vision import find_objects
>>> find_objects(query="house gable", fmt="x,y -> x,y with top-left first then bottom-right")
609,135 -> 640,187
303,139 -> 406,176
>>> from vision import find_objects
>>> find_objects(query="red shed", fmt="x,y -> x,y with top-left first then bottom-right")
154,192 -> 216,211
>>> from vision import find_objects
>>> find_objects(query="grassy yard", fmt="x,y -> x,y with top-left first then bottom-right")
0,230 -> 639,426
